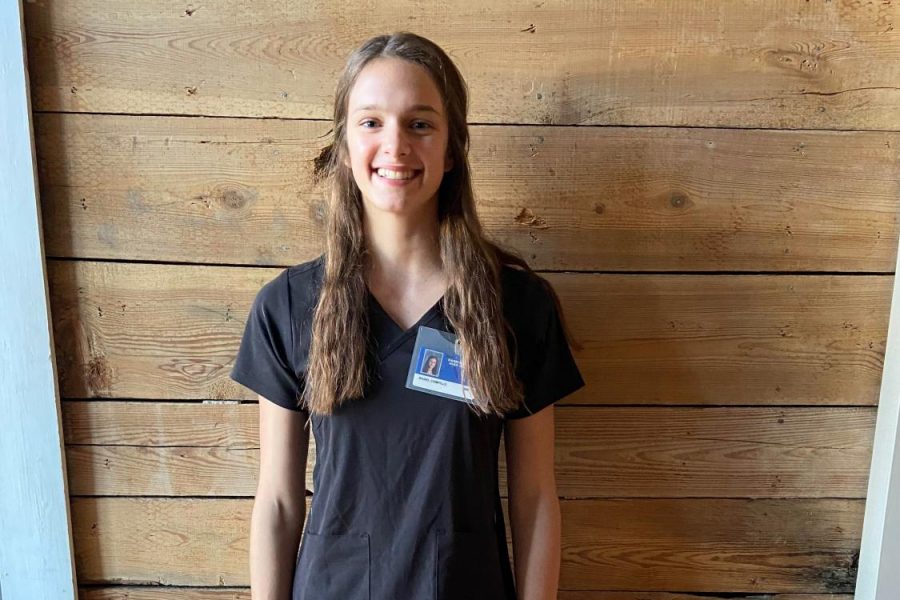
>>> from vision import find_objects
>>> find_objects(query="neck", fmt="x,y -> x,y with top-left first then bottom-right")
362,201 -> 443,286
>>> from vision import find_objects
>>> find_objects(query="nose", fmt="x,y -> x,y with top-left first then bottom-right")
381,121 -> 411,157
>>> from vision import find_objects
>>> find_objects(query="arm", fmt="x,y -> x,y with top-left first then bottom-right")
251,394 -> 310,600
504,405 -> 561,600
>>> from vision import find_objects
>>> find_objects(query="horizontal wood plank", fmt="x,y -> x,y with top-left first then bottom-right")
71,497 -> 862,593
35,113 -> 900,271
48,261 -> 891,405
63,402 -> 875,499
24,2 -> 900,129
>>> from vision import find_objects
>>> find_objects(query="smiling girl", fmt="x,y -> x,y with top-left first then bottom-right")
231,31 -> 585,600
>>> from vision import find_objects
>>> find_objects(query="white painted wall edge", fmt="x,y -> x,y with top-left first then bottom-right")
855,228 -> 900,595
0,1 -> 78,599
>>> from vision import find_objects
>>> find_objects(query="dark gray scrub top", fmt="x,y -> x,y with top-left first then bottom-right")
230,254 -> 585,600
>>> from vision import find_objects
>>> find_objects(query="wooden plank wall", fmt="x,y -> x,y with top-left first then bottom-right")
24,0 -> 900,598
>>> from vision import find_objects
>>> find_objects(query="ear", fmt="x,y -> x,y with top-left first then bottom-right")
444,152 -> 454,173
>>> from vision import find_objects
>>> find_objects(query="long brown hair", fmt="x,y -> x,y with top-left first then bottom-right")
300,31 -> 572,417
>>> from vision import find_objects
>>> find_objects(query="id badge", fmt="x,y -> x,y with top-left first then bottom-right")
405,325 -> 475,404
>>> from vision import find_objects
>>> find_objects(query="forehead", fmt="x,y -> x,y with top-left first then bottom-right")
348,58 -> 444,115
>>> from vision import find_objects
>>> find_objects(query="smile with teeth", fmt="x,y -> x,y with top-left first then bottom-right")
375,167 -> 420,180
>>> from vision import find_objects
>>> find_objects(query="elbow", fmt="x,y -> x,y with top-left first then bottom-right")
254,485 -> 306,527
509,485 -> 560,523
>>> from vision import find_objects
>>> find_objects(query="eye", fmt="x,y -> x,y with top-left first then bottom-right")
358,119 -> 432,130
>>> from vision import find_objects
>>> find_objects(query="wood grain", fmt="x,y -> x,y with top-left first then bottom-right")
34,113 -> 900,271
63,401 -> 875,499
47,260 -> 891,405
24,1 -> 900,129
70,497 -> 862,593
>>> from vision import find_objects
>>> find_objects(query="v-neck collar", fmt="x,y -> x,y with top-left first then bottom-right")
367,289 -> 444,361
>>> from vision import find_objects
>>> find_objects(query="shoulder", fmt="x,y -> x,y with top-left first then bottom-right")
285,254 -> 325,360
500,263 -> 556,320
285,251 -> 325,304
251,254 -> 324,336
285,252 -> 325,296
499,263 -> 585,418
286,252 -> 325,284
499,263 -> 561,357
500,262 -> 549,292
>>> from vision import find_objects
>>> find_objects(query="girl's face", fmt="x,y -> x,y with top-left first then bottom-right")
345,57 -> 453,218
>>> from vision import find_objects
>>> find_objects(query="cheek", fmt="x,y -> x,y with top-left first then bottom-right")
424,139 -> 450,167
346,136 -> 373,164
348,152 -> 375,180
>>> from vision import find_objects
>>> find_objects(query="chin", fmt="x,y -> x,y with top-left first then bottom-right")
363,195 -> 436,217
364,195 -> 412,214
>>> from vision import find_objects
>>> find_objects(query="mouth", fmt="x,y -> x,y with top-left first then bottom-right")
371,166 -> 423,182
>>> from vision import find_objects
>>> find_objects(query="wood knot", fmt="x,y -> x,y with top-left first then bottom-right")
670,192 -> 692,209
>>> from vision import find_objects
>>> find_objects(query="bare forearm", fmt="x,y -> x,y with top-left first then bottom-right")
250,495 -> 305,600
510,492 -> 561,600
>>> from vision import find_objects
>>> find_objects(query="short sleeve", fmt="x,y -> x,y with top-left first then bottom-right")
505,282 -> 585,419
229,270 -> 306,412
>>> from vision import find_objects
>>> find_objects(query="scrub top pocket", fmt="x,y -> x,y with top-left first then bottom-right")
293,530 -> 370,600
434,529 -> 506,599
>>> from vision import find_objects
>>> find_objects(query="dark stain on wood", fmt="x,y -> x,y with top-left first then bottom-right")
514,207 -> 549,229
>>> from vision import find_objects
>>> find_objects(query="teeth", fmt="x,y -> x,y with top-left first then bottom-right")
376,167 -> 416,180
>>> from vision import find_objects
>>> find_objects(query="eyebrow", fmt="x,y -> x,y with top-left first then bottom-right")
353,103 -> 441,115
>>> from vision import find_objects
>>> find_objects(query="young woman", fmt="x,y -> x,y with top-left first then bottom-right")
422,355 -> 440,376
230,31 -> 585,600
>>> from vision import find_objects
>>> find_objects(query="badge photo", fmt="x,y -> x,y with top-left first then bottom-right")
405,325 -> 475,404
